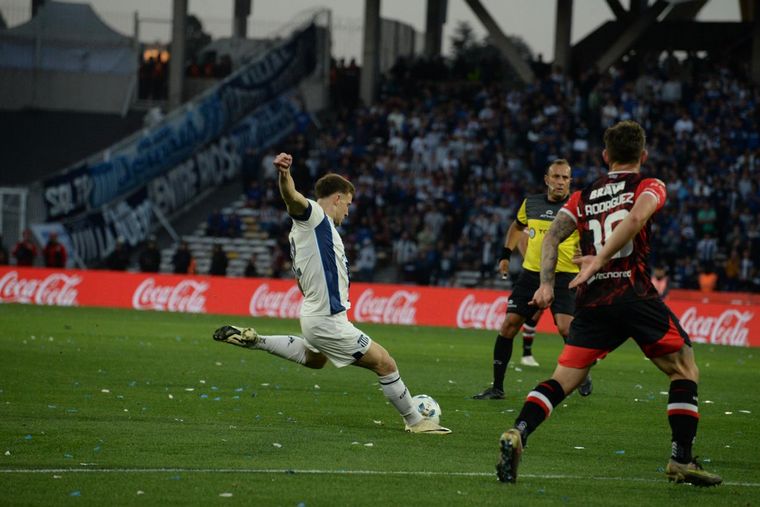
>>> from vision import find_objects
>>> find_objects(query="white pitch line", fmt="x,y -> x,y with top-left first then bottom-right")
0,468 -> 756,487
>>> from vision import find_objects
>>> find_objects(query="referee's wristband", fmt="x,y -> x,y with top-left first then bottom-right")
499,247 -> 512,261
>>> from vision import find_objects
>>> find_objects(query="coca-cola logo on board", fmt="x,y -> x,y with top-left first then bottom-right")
456,294 -> 509,330
132,278 -> 208,313
353,289 -> 419,325
679,307 -> 752,347
249,284 -> 303,318
0,271 -> 80,306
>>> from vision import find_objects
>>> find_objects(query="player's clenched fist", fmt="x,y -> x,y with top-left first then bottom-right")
273,153 -> 293,173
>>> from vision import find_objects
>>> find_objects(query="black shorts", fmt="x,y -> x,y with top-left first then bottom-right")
508,270 -> 575,319
559,298 -> 692,368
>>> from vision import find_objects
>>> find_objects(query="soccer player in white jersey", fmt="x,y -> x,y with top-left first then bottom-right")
214,152 -> 451,434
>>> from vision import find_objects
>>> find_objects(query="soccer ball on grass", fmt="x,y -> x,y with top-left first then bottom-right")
411,394 -> 441,424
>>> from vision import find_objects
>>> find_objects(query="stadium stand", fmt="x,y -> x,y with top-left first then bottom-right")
178,52 -> 758,292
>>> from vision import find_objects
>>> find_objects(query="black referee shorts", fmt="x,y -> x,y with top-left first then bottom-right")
507,270 -> 576,318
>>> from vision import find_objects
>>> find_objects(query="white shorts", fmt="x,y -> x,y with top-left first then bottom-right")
300,312 -> 373,368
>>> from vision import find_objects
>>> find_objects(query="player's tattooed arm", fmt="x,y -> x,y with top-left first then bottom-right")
539,213 -> 576,285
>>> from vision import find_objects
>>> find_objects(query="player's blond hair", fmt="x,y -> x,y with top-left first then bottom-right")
315,173 -> 355,198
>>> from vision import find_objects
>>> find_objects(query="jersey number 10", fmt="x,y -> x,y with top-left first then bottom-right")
588,209 -> 634,259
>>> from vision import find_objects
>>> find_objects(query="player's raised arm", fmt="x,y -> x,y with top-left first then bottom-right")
569,189 -> 660,288
275,152 -> 309,217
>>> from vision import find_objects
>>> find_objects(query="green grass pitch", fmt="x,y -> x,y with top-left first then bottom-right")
1,303 -> 758,505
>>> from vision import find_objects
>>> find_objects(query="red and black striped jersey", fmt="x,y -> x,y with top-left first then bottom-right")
560,171 -> 667,308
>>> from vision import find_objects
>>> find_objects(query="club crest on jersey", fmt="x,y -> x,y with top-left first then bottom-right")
589,181 -> 626,200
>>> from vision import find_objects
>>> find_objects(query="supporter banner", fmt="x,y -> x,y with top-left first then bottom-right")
61,188 -> 154,265
53,96 -> 300,265
42,24 -> 317,220
2,267 -> 758,348
147,96 -> 299,218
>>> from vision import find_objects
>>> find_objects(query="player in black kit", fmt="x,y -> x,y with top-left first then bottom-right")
495,120 -> 722,487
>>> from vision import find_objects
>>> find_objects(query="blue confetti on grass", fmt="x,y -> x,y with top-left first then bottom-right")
234,388 -> 244,392
64,453 -> 73,459
24,435 -> 32,440
214,397 -> 221,401
200,394 -> 208,399
614,450 -> 625,455
69,491 -> 80,497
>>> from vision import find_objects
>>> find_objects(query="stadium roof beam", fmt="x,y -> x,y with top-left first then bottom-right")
360,0 -> 381,105
750,0 -> 760,84
233,0 -> 251,38
740,0 -> 757,21
554,0 -> 573,73
594,0 -> 669,73
425,0 -> 447,58
663,0 -> 708,20
463,0 -> 535,83
605,0 -> 628,20
168,0 -> 187,111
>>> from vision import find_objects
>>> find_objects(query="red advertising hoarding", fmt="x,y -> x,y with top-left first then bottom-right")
1,267 -> 757,348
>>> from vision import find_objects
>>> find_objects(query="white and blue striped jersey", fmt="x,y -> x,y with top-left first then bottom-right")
288,199 -> 350,317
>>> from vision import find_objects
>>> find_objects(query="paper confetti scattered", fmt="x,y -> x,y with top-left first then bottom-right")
69,491 -> 81,497
101,389 -> 110,393
704,400 -> 714,404
168,394 -> 174,400
272,443 -> 282,448
739,410 -> 751,414
373,420 -> 383,425
314,385 -> 320,389
219,492 -> 233,498
185,388 -> 195,392
136,491 -> 144,495
725,411 -> 733,415
4,451 -> 10,456
573,446 -> 585,450
53,475 -> 61,479
215,362 -> 222,366
364,443 -> 374,447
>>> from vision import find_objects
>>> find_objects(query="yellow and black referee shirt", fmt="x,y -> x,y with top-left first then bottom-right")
516,194 -> 580,274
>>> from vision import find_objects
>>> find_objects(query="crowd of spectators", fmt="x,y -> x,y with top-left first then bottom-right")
245,51 -> 760,293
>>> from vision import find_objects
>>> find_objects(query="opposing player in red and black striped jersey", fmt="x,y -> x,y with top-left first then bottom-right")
496,120 -> 722,487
